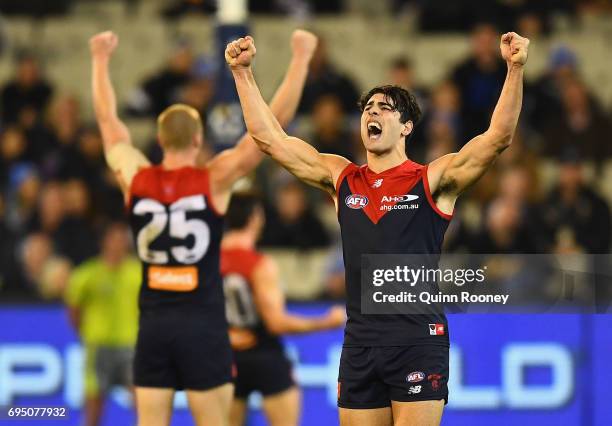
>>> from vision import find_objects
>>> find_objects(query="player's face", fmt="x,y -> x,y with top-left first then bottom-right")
360,93 -> 408,155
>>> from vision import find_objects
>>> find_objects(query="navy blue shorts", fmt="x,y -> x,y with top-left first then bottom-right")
134,310 -> 233,391
233,346 -> 295,399
337,345 -> 449,409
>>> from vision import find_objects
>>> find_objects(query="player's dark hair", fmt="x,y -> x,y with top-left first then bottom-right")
358,85 -> 422,127
225,192 -> 263,231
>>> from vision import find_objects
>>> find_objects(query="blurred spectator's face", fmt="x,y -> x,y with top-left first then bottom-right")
388,65 -> 414,90
471,24 -> 498,62
517,13 -> 542,39
22,233 -> 52,279
180,79 -> 214,111
16,58 -> 40,87
561,79 -> 588,112
63,180 -> 90,217
499,167 -> 530,203
313,95 -> 344,133
78,129 -> 103,161
487,197 -> 520,234
18,174 -> 41,207
559,163 -> 583,192
39,183 -> 65,230
0,128 -> 26,162
276,183 -> 307,223
102,224 -> 131,261
169,46 -> 194,74
50,95 -> 80,139
431,81 -> 459,112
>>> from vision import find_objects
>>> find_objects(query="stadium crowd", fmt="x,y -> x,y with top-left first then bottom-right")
0,6 -> 610,302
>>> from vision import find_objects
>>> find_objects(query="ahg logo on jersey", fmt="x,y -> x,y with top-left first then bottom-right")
381,194 -> 419,203
345,194 -> 368,209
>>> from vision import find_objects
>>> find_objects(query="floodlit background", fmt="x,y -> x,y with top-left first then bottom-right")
0,1 -> 611,425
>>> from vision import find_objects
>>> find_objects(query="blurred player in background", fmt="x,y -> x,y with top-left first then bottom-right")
89,29 -> 317,426
221,192 -> 345,426
65,222 -> 140,426
226,32 -> 529,426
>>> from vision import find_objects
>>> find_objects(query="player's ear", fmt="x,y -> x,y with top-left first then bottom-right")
401,121 -> 413,137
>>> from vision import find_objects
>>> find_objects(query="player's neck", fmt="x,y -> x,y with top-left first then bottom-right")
162,149 -> 197,169
366,149 -> 408,173
221,231 -> 256,250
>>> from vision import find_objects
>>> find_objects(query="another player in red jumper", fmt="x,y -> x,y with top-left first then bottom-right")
220,192 -> 345,426
90,29 -> 318,426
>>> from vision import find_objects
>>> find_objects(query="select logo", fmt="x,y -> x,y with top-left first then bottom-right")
345,194 -> 368,209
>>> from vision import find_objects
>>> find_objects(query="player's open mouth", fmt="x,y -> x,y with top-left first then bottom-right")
367,122 -> 383,140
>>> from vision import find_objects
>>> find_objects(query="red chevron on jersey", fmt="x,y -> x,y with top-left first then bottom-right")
337,160 -> 425,225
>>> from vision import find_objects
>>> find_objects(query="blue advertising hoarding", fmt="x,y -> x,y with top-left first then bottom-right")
0,305 -> 610,425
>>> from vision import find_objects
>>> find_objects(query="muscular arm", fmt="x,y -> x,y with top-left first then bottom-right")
252,256 -> 345,335
208,31 -> 316,196
227,36 -> 350,197
429,32 -> 529,214
90,31 -> 149,195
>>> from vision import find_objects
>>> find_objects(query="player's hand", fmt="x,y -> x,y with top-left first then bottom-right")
500,32 -> 529,67
291,29 -> 318,61
225,36 -> 256,69
324,305 -> 347,328
89,31 -> 119,59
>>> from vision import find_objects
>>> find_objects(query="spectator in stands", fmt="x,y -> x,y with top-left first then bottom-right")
0,52 -> 53,125
0,193 -> 18,295
309,95 -> 356,161
469,195 -> 539,253
528,45 -> 580,133
387,57 -> 428,108
65,222 -> 140,426
4,163 -> 40,234
297,37 -> 360,115
422,81 -> 461,162
0,127 -> 28,186
451,22 -> 507,144
539,153 -> 611,253
16,232 -> 70,299
126,39 -> 194,117
54,179 -> 99,265
42,95 -> 84,177
541,76 -> 612,165
260,180 -> 330,249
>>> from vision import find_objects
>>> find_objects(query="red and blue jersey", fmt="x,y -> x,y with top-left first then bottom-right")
336,159 -> 451,347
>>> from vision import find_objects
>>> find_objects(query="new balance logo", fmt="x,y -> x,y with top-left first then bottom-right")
372,179 -> 383,188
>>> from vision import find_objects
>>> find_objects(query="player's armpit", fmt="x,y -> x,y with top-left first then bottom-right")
105,142 -> 150,195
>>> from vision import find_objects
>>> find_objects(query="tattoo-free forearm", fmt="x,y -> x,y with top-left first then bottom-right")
91,57 -> 118,123
487,65 -> 523,145
231,67 -> 288,152
268,55 -> 310,127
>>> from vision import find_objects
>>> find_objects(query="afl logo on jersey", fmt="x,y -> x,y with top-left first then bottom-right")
345,194 -> 368,209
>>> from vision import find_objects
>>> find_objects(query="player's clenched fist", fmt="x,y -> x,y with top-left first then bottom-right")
291,29 -> 318,61
89,31 -> 118,58
225,36 -> 256,69
500,32 -> 529,67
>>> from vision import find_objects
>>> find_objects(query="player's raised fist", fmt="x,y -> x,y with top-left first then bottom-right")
225,36 -> 256,69
500,32 -> 529,67
89,31 -> 118,58
291,29 -> 318,61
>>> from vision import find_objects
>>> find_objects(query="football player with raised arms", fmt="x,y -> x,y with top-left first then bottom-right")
90,29 -> 318,426
225,31 -> 529,425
